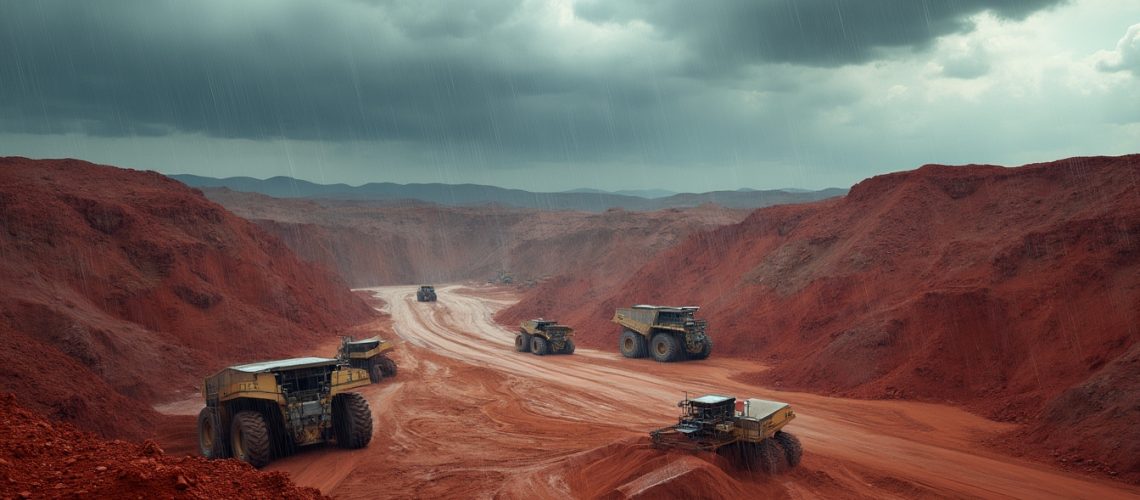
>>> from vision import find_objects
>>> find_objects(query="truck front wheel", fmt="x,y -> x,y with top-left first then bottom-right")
690,338 -> 712,360
230,411 -> 272,467
333,393 -> 373,449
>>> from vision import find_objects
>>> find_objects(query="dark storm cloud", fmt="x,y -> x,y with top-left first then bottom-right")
575,0 -> 1066,69
1,1 -> 551,140
0,0 -> 1065,165
0,0 -> 717,169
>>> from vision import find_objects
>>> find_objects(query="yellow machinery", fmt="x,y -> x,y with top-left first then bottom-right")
516,319 -> 575,355
613,305 -> 712,362
416,285 -> 437,302
650,394 -> 802,473
197,357 -> 373,467
338,336 -> 398,383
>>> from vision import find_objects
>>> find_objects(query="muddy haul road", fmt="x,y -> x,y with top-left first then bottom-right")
254,285 -> 1139,499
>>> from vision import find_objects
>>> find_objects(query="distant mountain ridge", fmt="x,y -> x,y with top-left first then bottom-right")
170,174 -> 845,211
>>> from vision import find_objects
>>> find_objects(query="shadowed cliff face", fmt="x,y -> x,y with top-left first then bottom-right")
203,188 -> 752,287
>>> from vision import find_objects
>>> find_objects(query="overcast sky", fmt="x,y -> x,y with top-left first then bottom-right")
1,0 -> 1138,192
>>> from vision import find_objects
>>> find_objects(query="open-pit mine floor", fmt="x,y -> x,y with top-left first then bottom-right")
158,285 -> 1140,499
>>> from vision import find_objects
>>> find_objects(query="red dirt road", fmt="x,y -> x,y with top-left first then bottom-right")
161,285 -> 1140,498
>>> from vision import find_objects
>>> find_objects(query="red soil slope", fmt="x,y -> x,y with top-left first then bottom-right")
500,438 -> 792,499
0,393 -> 325,499
501,155 -> 1140,479
204,189 -> 750,287
0,157 -> 374,440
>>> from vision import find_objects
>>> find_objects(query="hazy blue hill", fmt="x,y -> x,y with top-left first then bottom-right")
171,174 -> 845,212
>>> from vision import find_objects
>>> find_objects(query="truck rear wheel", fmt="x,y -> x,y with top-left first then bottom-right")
718,442 -> 750,470
774,431 -> 802,468
758,438 -> 788,473
368,359 -> 384,383
197,407 -> 228,459
530,336 -> 549,356
619,329 -> 646,358
650,333 -> 680,362
515,333 -> 531,352
378,356 -> 398,377
230,411 -> 272,467
560,339 -> 575,355
333,393 -> 373,449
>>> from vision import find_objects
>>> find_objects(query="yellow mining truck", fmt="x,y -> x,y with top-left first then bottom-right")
613,305 -> 712,362
650,394 -> 802,473
516,319 -> 575,355
197,357 -> 373,467
416,285 -> 437,302
338,336 -> 398,383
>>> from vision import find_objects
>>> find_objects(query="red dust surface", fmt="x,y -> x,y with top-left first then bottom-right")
501,154 -> 1140,481
0,157 -> 375,440
0,393 -> 325,499
501,438 -> 786,499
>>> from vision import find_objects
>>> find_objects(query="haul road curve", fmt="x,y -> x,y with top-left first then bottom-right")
207,285 -> 1140,498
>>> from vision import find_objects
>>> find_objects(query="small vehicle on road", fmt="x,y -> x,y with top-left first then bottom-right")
416,285 -> 437,302
516,318 -> 575,355
337,336 -> 398,383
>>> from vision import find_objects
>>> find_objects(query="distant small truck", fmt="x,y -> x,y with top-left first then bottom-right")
516,319 -> 575,355
197,357 -> 373,467
651,394 -> 802,473
416,285 -> 437,302
613,305 -> 711,362
338,336 -> 398,383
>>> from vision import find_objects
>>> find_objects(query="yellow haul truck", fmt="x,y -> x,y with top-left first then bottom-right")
197,357 -> 373,467
613,305 -> 712,362
650,394 -> 802,473
338,336 -> 398,383
516,319 -> 575,355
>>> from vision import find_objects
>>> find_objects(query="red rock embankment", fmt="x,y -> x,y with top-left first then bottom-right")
0,157 -> 375,439
501,154 -> 1140,480
0,393 -> 326,499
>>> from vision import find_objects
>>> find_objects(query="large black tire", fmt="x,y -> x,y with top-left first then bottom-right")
197,407 -> 229,459
650,333 -> 680,362
758,438 -> 788,474
619,329 -> 647,358
774,431 -> 802,468
717,442 -> 746,469
690,338 -> 712,360
333,393 -> 373,449
230,411 -> 272,467
378,356 -> 398,377
531,336 -> 549,356
560,339 -> 576,355
368,359 -> 384,383
515,333 -> 531,352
